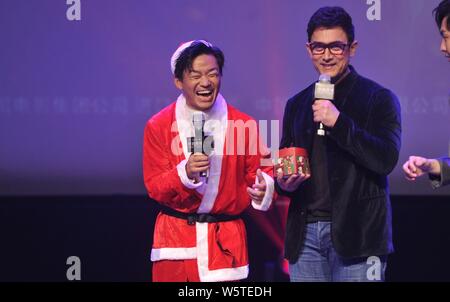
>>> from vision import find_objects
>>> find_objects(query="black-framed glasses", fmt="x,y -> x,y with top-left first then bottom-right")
308,42 -> 349,55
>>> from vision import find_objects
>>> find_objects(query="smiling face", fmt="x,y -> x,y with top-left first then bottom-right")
306,26 -> 358,80
440,16 -> 450,61
174,54 -> 221,111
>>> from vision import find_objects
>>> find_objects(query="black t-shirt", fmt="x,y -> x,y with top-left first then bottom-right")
306,131 -> 332,222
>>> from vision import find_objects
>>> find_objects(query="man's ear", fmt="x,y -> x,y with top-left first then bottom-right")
306,42 -> 313,59
174,77 -> 183,90
349,41 -> 358,57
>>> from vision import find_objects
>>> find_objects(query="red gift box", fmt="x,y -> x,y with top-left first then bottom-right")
275,147 -> 310,178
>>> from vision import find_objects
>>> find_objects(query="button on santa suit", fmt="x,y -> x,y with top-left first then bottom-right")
143,93 -> 275,282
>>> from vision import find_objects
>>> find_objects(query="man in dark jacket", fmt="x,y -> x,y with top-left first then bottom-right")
276,6 -> 401,282
402,0 -> 450,188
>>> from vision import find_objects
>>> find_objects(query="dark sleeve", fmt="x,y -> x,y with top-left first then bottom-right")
429,157 -> 450,188
275,99 -> 296,197
329,89 -> 402,176
442,158 -> 450,186
279,99 -> 294,149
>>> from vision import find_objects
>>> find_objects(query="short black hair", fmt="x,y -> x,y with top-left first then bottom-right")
433,0 -> 450,31
174,41 -> 225,81
307,6 -> 355,44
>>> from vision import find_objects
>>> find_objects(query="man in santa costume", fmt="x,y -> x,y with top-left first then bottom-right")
143,40 -> 276,282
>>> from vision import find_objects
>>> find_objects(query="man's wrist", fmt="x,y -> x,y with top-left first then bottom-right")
428,159 -> 441,176
185,167 -> 194,181
177,159 -> 203,189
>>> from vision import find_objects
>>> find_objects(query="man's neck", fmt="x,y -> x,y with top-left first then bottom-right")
331,67 -> 351,86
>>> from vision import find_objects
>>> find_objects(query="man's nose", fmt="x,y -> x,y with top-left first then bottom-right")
199,76 -> 211,86
322,48 -> 333,61
440,38 -> 448,54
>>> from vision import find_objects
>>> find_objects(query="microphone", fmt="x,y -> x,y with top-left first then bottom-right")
314,74 -> 335,136
187,112 -> 214,179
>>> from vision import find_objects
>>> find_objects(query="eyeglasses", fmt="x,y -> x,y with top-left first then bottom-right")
308,42 -> 349,55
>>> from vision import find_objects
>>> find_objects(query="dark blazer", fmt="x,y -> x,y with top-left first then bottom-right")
277,66 -> 402,262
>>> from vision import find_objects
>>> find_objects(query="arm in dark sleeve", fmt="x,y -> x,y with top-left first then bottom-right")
275,99 -> 296,197
329,89 -> 402,176
429,157 -> 450,188
279,99 -> 294,149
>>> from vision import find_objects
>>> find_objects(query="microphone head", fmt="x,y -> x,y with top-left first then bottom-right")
191,112 -> 206,154
192,112 -> 206,123
314,74 -> 334,100
318,74 -> 331,83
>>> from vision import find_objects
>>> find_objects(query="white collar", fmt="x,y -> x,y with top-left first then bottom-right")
175,93 -> 227,123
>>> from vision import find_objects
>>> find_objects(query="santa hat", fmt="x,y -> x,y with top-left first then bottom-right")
170,40 -> 213,75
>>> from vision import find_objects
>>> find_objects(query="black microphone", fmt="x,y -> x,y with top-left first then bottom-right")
187,112 -> 214,179
314,74 -> 335,136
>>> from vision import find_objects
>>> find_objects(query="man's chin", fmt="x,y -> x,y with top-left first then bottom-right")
318,69 -> 338,78
194,98 -> 216,111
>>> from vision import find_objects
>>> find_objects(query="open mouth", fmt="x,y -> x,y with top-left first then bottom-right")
196,90 -> 214,98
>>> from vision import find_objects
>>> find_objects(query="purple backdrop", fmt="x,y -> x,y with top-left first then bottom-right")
0,0 -> 449,196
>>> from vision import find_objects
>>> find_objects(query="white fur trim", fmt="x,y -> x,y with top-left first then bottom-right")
199,265 -> 249,282
174,94 -> 248,281
251,171 -> 274,211
196,95 -> 227,213
175,94 -> 228,212
150,247 -> 197,261
176,159 -> 204,189
196,223 -> 248,282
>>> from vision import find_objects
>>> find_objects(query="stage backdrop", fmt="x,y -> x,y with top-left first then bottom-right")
0,0 -> 449,196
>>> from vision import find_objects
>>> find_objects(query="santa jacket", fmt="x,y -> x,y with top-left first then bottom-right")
143,94 -> 275,282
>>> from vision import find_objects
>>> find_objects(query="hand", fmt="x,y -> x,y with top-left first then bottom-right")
312,99 -> 340,128
186,153 -> 209,182
402,156 -> 441,181
276,169 -> 310,192
247,169 -> 266,203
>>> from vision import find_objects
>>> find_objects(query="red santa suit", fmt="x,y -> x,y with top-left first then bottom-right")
143,93 -> 275,282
